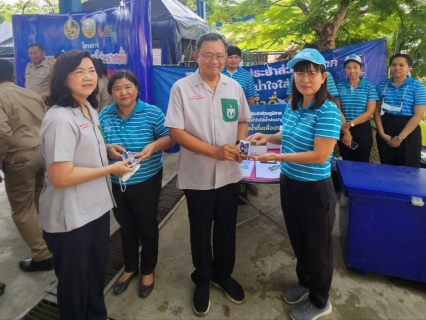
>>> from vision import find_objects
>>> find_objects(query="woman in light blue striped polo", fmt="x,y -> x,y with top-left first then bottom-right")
336,54 -> 379,162
374,53 -> 426,167
99,70 -> 174,298
248,49 -> 341,320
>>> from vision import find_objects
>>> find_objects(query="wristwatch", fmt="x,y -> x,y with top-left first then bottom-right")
350,122 -> 355,127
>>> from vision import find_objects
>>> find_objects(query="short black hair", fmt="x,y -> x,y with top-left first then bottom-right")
0,59 -> 14,82
290,60 -> 336,111
93,58 -> 108,77
48,50 -> 99,109
302,42 -> 320,50
227,46 -> 242,57
389,53 -> 413,67
107,69 -> 139,99
195,33 -> 226,52
27,44 -> 44,51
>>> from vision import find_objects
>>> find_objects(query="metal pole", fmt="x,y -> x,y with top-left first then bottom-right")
196,0 -> 206,20
58,0 -> 81,13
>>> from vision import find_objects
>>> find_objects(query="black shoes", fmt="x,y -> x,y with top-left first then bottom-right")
139,279 -> 154,299
113,271 -> 138,295
247,184 -> 259,196
212,277 -> 245,304
193,284 -> 211,316
0,282 -> 5,296
19,258 -> 54,272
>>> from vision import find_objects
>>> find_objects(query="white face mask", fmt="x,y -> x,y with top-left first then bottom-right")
381,81 -> 409,114
118,164 -> 140,192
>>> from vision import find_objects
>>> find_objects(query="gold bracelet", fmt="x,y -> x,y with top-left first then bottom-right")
281,153 -> 285,162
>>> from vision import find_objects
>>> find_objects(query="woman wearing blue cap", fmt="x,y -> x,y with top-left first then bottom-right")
336,54 -> 379,162
374,53 -> 426,167
248,48 -> 341,320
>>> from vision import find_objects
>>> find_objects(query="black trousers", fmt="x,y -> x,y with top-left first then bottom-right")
376,113 -> 421,167
112,169 -> 162,275
280,174 -> 336,309
43,213 -> 110,320
184,182 -> 240,287
338,120 -> 373,162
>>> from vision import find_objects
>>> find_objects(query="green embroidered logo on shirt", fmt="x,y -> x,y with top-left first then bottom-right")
221,98 -> 238,122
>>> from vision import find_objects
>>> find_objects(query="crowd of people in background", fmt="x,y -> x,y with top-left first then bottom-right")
0,32 -> 425,320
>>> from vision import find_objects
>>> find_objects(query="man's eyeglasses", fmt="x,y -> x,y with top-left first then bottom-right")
198,53 -> 226,61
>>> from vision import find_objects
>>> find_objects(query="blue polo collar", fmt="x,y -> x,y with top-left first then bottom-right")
297,99 -> 315,111
389,76 -> 413,87
222,66 -> 244,75
106,99 -> 145,117
344,77 -> 366,88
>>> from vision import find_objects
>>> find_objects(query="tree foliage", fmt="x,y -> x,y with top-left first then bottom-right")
205,0 -> 426,78
0,0 -> 58,22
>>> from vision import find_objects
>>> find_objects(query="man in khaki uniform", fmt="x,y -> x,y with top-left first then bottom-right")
0,59 -> 53,272
25,44 -> 52,99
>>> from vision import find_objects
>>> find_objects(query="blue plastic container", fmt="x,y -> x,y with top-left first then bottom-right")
337,160 -> 426,282
164,143 -> 180,153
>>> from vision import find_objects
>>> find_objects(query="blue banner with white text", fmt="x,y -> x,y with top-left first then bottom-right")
154,38 -> 387,133
12,0 -> 154,103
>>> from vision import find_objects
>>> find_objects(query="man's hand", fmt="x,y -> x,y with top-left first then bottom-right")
214,144 -> 240,161
133,144 -> 155,163
106,144 -> 126,160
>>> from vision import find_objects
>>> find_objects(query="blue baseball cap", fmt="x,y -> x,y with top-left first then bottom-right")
344,54 -> 363,66
287,48 -> 327,69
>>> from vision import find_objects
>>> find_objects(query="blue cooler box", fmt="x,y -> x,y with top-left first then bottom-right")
337,161 -> 426,282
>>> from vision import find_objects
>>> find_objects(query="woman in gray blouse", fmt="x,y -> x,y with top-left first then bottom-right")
39,50 -> 133,320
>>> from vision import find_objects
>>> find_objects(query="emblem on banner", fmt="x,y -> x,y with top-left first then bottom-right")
82,18 -> 96,39
64,19 -> 80,40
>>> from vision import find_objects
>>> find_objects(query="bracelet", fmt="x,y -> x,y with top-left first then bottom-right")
397,136 -> 404,141
281,153 -> 285,162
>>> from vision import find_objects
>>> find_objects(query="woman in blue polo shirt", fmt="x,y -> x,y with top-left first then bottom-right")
336,54 -> 379,162
374,53 -> 426,167
99,70 -> 173,298
248,49 -> 341,320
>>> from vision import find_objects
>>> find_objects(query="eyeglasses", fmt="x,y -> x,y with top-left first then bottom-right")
198,53 -> 226,61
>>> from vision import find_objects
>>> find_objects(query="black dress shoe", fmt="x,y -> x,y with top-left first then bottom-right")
0,282 -> 5,296
139,280 -> 154,298
113,271 -> 138,295
19,258 -> 54,272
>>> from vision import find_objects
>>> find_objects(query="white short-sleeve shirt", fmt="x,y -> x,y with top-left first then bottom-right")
165,71 -> 251,190
39,104 -> 115,233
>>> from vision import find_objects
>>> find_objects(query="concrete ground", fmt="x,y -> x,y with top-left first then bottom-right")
1,152 -> 426,319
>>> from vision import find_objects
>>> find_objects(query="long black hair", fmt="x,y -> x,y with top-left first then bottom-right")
290,60 -> 336,111
48,50 -> 99,109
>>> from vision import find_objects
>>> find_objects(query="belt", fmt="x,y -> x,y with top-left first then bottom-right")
4,145 -> 40,157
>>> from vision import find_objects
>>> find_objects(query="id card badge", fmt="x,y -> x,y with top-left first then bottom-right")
381,101 -> 402,114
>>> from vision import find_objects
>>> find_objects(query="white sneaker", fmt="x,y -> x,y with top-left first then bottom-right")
289,300 -> 332,320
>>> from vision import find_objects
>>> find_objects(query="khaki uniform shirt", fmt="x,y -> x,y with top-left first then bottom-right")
25,58 -> 52,94
0,82 -> 46,159
97,76 -> 113,112
165,71 -> 251,190
39,104 -> 114,233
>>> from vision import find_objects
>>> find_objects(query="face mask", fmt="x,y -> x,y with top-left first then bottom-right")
119,164 -> 140,192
